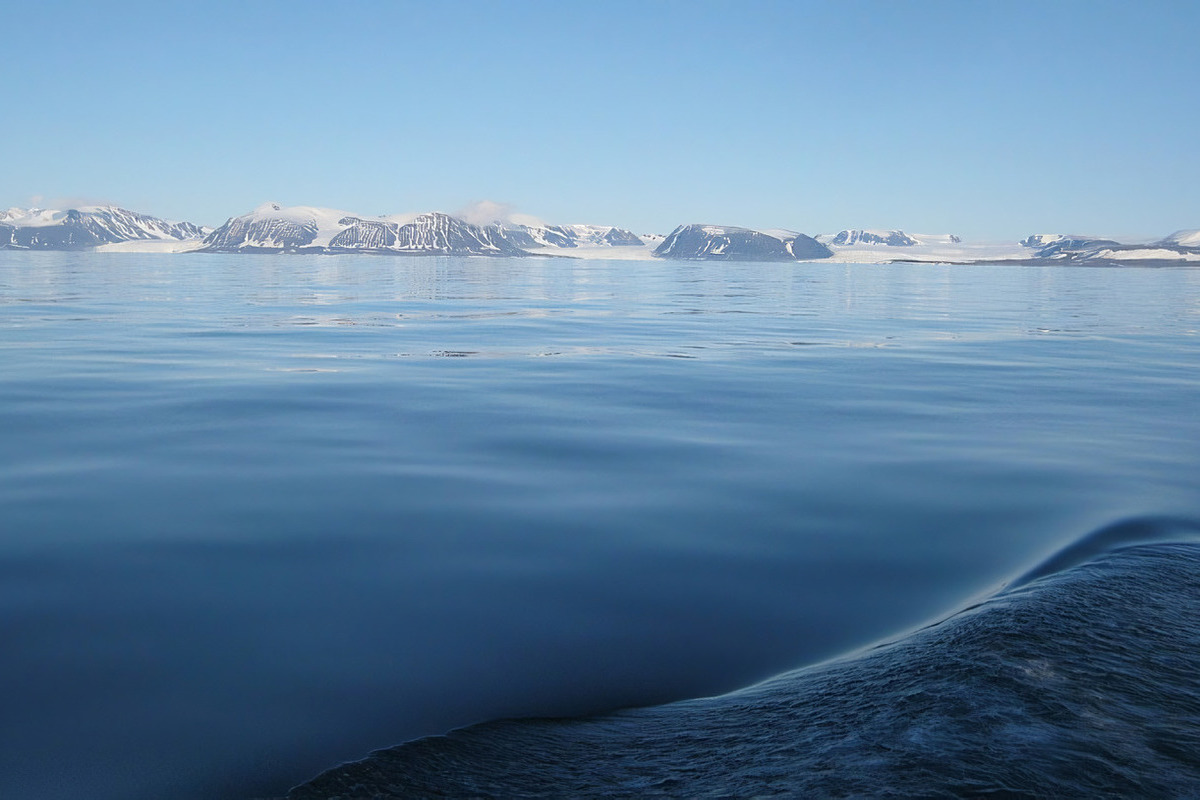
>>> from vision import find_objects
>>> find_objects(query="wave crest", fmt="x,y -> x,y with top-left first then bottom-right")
285,523 -> 1200,798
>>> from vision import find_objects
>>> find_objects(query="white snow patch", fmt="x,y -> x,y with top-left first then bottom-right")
907,233 -> 961,247
759,228 -> 800,240
823,238 -> 1030,264
1095,248 -> 1200,261
93,239 -> 209,253
380,211 -> 425,226
0,208 -> 71,227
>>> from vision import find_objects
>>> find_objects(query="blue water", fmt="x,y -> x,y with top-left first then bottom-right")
290,533 -> 1200,798
1,253 -> 1198,799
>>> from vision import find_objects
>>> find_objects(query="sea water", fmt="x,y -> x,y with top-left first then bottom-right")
0,252 -> 1198,799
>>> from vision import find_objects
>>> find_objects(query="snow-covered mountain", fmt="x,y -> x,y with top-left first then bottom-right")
1158,229 -> 1200,249
1018,234 -> 1121,258
488,222 -> 643,250
330,213 -> 526,256
200,203 -> 343,252
200,203 -> 651,256
654,225 -> 832,261
559,224 -> 644,247
813,230 -> 1025,263
200,203 -> 528,256
4,199 -> 1193,265
827,229 -> 918,247
489,223 -> 572,249
1019,234 -> 1072,250
0,206 -> 205,249
818,229 -> 963,247
651,225 -> 1007,265
1018,233 -> 1200,262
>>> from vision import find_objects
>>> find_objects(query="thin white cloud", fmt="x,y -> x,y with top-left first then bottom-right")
26,194 -> 117,211
455,200 -> 546,228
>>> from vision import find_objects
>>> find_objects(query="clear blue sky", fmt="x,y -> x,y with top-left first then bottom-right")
4,0 -> 1197,240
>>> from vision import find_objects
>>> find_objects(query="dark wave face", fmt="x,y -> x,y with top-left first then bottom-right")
288,525 -> 1200,799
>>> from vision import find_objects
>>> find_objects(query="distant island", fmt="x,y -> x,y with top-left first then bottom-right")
3,203 -> 1198,265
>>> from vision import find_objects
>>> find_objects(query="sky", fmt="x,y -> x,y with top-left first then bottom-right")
3,0 -> 1198,241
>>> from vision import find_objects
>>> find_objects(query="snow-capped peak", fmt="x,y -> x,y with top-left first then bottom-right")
1160,229 -> 1200,248
238,202 -> 355,227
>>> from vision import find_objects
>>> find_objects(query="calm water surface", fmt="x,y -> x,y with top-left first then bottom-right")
1,253 -> 1198,799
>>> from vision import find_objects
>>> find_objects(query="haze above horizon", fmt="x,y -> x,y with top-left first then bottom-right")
4,0 -> 1197,241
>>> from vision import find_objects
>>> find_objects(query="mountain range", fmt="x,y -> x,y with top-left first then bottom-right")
0,206 -> 205,249
2,203 -> 1197,265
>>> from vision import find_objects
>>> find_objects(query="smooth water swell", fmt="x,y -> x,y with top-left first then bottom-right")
289,526 -> 1200,798
1,253 -> 1199,799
